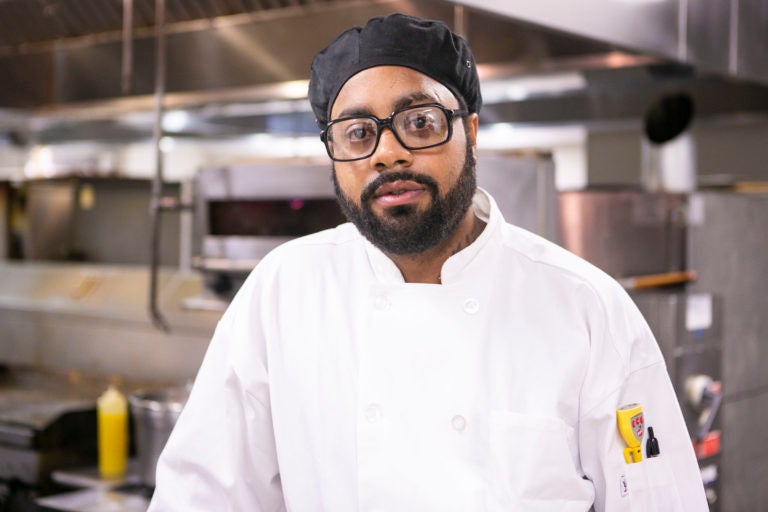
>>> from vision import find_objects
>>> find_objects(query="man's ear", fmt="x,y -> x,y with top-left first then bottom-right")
466,113 -> 479,162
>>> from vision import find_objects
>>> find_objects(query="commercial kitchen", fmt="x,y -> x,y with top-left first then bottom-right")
0,0 -> 766,510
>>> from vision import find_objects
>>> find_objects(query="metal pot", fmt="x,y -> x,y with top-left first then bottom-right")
128,386 -> 189,487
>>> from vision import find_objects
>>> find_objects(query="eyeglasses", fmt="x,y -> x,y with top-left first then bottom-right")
321,103 -> 467,162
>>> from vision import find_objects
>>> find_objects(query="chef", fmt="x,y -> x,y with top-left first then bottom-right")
150,13 -> 708,511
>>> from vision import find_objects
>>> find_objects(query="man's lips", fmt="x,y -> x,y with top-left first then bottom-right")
372,180 -> 427,206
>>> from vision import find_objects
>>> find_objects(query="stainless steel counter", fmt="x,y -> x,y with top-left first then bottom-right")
37,488 -> 149,512
0,262 -> 220,384
37,465 -> 151,512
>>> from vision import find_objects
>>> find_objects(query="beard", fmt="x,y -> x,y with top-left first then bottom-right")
332,140 -> 476,255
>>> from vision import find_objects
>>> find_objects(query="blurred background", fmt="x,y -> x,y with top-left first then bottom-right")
0,0 -> 766,510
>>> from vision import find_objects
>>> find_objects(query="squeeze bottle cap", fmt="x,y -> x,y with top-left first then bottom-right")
98,385 -> 127,414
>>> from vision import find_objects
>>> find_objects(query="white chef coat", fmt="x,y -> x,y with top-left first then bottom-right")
150,189 -> 707,512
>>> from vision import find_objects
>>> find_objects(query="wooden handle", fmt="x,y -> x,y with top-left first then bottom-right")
619,270 -> 697,290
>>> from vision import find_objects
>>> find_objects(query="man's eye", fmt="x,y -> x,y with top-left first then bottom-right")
405,112 -> 436,131
345,125 -> 374,141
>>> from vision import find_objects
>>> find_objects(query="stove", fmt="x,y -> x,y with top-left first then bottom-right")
0,398 -> 97,484
0,366 -> 103,510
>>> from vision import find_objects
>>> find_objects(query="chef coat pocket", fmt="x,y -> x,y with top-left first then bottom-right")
623,455 -> 684,512
488,411 -> 593,509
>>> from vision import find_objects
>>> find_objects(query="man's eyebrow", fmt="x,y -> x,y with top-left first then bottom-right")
392,92 -> 439,111
334,92 -> 440,120
335,107 -> 373,119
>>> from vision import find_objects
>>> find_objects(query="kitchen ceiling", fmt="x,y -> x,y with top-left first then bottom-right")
0,0 -> 332,49
0,0 -> 767,142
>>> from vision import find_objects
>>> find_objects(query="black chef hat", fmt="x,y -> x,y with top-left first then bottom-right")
308,13 -> 482,128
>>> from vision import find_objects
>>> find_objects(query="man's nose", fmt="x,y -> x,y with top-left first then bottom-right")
369,127 -> 413,170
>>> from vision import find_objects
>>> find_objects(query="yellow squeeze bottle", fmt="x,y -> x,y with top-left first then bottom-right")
97,385 -> 128,478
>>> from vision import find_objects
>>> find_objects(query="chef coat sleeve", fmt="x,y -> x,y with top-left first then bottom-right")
148,268 -> 286,512
577,286 -> 708,512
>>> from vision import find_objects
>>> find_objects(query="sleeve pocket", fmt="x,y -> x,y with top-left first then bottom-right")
623,455 -> 685,511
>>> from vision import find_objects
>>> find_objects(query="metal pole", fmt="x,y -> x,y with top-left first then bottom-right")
179,180 -> 193,273
677,0 -> 688,62
121,0 -> 134,95
729,0 -> 739,75
453,5 -> 467,39
149,0 -> 170,332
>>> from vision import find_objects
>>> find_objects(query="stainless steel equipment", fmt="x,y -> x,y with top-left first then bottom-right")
193,162 -> 345,302
195,163 -> 341,269
23,178 -> 181,265
129,387 -> 189,487
477,154 -> 559,244
559,190 -> 687,278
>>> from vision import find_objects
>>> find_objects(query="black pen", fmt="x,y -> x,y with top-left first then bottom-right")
646,426 -> 661,457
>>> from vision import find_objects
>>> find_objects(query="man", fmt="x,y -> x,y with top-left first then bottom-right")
150,13 -> 707,511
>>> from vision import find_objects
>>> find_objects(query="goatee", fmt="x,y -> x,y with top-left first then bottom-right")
332,141 -> 476,255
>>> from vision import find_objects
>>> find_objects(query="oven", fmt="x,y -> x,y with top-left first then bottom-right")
192,162 -> 345,302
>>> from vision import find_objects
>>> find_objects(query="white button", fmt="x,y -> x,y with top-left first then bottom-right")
374,295 -> 390,311
365,404 -> 382,423
463,298 -> 480,315
451,414 -> 467,431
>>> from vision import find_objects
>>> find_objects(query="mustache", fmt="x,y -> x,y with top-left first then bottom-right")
360,171 -> 439,203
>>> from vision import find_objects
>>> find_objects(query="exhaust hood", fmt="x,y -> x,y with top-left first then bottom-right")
0,0 -> 766,142
454,0 -> 768,87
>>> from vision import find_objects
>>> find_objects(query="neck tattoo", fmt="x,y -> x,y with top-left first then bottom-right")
450,215 -> 484,257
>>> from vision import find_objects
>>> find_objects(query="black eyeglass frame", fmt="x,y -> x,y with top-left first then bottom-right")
320,103 -> 468,162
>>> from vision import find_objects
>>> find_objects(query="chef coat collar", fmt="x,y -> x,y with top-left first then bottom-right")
362,187 -> 501,285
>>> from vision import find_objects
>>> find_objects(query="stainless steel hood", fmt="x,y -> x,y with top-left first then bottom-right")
0,0 -> 766,141
454,0 -> 768,88
0,0 -> 621,107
